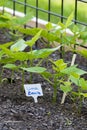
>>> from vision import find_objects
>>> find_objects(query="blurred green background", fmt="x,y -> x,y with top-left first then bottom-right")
1,0 -> 87,24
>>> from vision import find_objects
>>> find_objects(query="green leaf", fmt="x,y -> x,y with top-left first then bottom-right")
45,22 -> 53,31
10,51 -> 30,61
79,78 -> 87,90
70,75 -> 87,90
80,93 -> 87,97
3,63 -> 18,70
30,46 -> 61,59
0,50 -> 4,59
65,12 -> 74,28
70,72 -> 80,79
41,71 -> 53,85
0,21 -> 11,28
69,73 -> 80,86
25,30 -> 42,47
80,31 -> 87,40
72,92 -> 80,96
0,58 -> 16,64
52,59 -> 67,71
61,65 -> 87,76
77,49 -> 87,58
18,27 -> 61,43
0,13 -> 33,29
41,71 -> 52,79
0,13 -> 12,21
73,25 -> 79,33
0,42 -> 14,48
21,67 -> 46,73
57,22 -> 65,29
0,46 -> 14,56
11,14 -> 33,26
60,83 -> 72,93
10,39 -> 27,52
0,46 -> 30,61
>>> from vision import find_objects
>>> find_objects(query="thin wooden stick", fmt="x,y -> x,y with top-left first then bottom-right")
61,53 -> 77,104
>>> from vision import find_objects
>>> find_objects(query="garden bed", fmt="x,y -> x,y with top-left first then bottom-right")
0,29 -> 87,130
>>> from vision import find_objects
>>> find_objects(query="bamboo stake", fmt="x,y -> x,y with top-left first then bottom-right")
61,53 -> 77,104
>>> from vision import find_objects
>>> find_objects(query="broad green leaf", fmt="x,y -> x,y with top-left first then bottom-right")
69,74 -> 80,86
64,81 -> 72,86
80,31 -> 87,40
77,49 -> 87,58
0,50 -> 4,59
61,65 -> 87,76
46,22 -> 53,31
57,22 -> 65,29
21,67 -> 46,73
70,74 -> 87,90
0,22 -> 11,28
25,30 -> 42,47
10,39 -> 27,52
11,14 -> 33,26
79,78 -> 87,90
0,46 -> 13,56
80,93 -> 87,97
3,63 -> 18,70
0,46 -> 30,61
73,25 -> 79,33
72,92 -> 80,96
0,13 -> 33,29
41,71 -> 53,85
0,58 -> 16,64
29,46 -> 61,59
60,84 -> 72,93
0,13 -> 12,21
65,12 -> 73,28
18,27 -> 61,43
70,72 -> 80,79
0,13 -> 14,29
10,51 -> 30,61
41,71 -> 52,79
0,42 -> 14,48
52,59 -> 67,71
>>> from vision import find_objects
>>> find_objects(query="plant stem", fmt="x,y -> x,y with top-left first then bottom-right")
21,69 -> 25,91
61,53 -> 77,104
36,59 -> 43,66
78,82 -> 83,114
78,95 -> 83,114
0,68 -> 4,83
52,77 -> 58,103
21,61 -> 25,91
11,70 -> 14,84
53,85 -> 57,103
29,47 -> 33,83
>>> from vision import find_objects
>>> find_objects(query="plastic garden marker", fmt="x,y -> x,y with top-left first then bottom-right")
24,84 -> 43,103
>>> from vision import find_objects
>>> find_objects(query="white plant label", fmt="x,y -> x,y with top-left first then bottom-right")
24,84 -> 43,103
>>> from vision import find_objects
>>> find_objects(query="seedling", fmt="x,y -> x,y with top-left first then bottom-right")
0,28 -> 61,91
41,58 -> 87,104
3,63 -> 19,84
70,74 -> 87,113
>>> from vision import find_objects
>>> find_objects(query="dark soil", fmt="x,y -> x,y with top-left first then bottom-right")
0,29 -> 87,130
